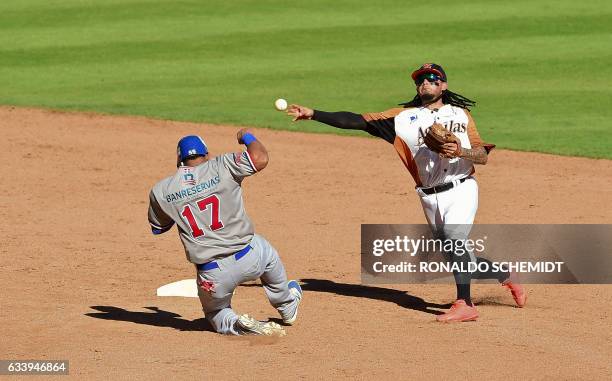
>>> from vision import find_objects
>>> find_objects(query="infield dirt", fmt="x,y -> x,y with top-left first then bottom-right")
1,107 -> 610,379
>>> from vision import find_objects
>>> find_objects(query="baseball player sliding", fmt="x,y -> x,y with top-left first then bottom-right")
148,130 -> 302,335
287,63 -> 526,322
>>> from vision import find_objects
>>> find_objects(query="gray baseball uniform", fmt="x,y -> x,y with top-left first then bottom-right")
148,151 -> 299,335
149,152 -> 256,263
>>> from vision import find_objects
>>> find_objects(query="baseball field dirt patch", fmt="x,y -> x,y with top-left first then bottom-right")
1,107 -> 610,379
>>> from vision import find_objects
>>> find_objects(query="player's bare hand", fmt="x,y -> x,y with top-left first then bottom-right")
440,142 -> 461,158
236,128 -> 251,144
287,104 -> 314,122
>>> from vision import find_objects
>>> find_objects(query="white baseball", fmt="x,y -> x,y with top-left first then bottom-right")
274,98 -> 288,111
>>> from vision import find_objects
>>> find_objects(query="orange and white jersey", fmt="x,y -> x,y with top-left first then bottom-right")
361,104 -> 494,188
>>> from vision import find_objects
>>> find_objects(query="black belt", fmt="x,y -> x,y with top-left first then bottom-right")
420,178 -> 468,195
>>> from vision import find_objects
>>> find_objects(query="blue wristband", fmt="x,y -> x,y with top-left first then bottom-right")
241,133 -> 257,146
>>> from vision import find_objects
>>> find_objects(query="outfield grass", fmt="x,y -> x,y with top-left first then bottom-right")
0,0 -> 610,158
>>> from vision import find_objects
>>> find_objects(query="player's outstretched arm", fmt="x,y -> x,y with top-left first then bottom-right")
286,104 -> 367,130
286,104 -> 314,121
237,128 -> 269,171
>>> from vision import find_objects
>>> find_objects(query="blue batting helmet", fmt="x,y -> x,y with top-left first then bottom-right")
177,135 -> 208,162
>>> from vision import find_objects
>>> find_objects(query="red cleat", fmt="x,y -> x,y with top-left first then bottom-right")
502,276 -> 527,308
436,299 -> 479,323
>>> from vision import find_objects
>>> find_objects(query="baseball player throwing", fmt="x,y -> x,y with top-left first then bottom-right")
148,130 -> 302,335
287,63 -> 525,322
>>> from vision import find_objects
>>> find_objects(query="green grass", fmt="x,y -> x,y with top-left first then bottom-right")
1,0 -> 611,158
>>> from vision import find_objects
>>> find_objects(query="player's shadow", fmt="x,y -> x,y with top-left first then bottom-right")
85,306 -> 213,332
244,278 -> 451,315
301,278 -> 451,315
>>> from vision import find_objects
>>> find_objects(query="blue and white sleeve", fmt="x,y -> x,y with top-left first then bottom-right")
148,190 -> 174,235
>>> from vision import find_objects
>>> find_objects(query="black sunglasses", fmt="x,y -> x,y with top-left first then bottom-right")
415,72 -> 443,85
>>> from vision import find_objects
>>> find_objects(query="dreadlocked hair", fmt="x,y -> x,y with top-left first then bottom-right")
399,90 -> 476,111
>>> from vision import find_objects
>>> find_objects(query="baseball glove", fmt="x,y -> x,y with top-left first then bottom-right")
424,123 -> 461,158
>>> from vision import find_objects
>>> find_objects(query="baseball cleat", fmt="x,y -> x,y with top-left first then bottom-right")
236,314 -> 286,336
436,299 -> 479,323
502,274 -> 527,308
282,280 -> 303,325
